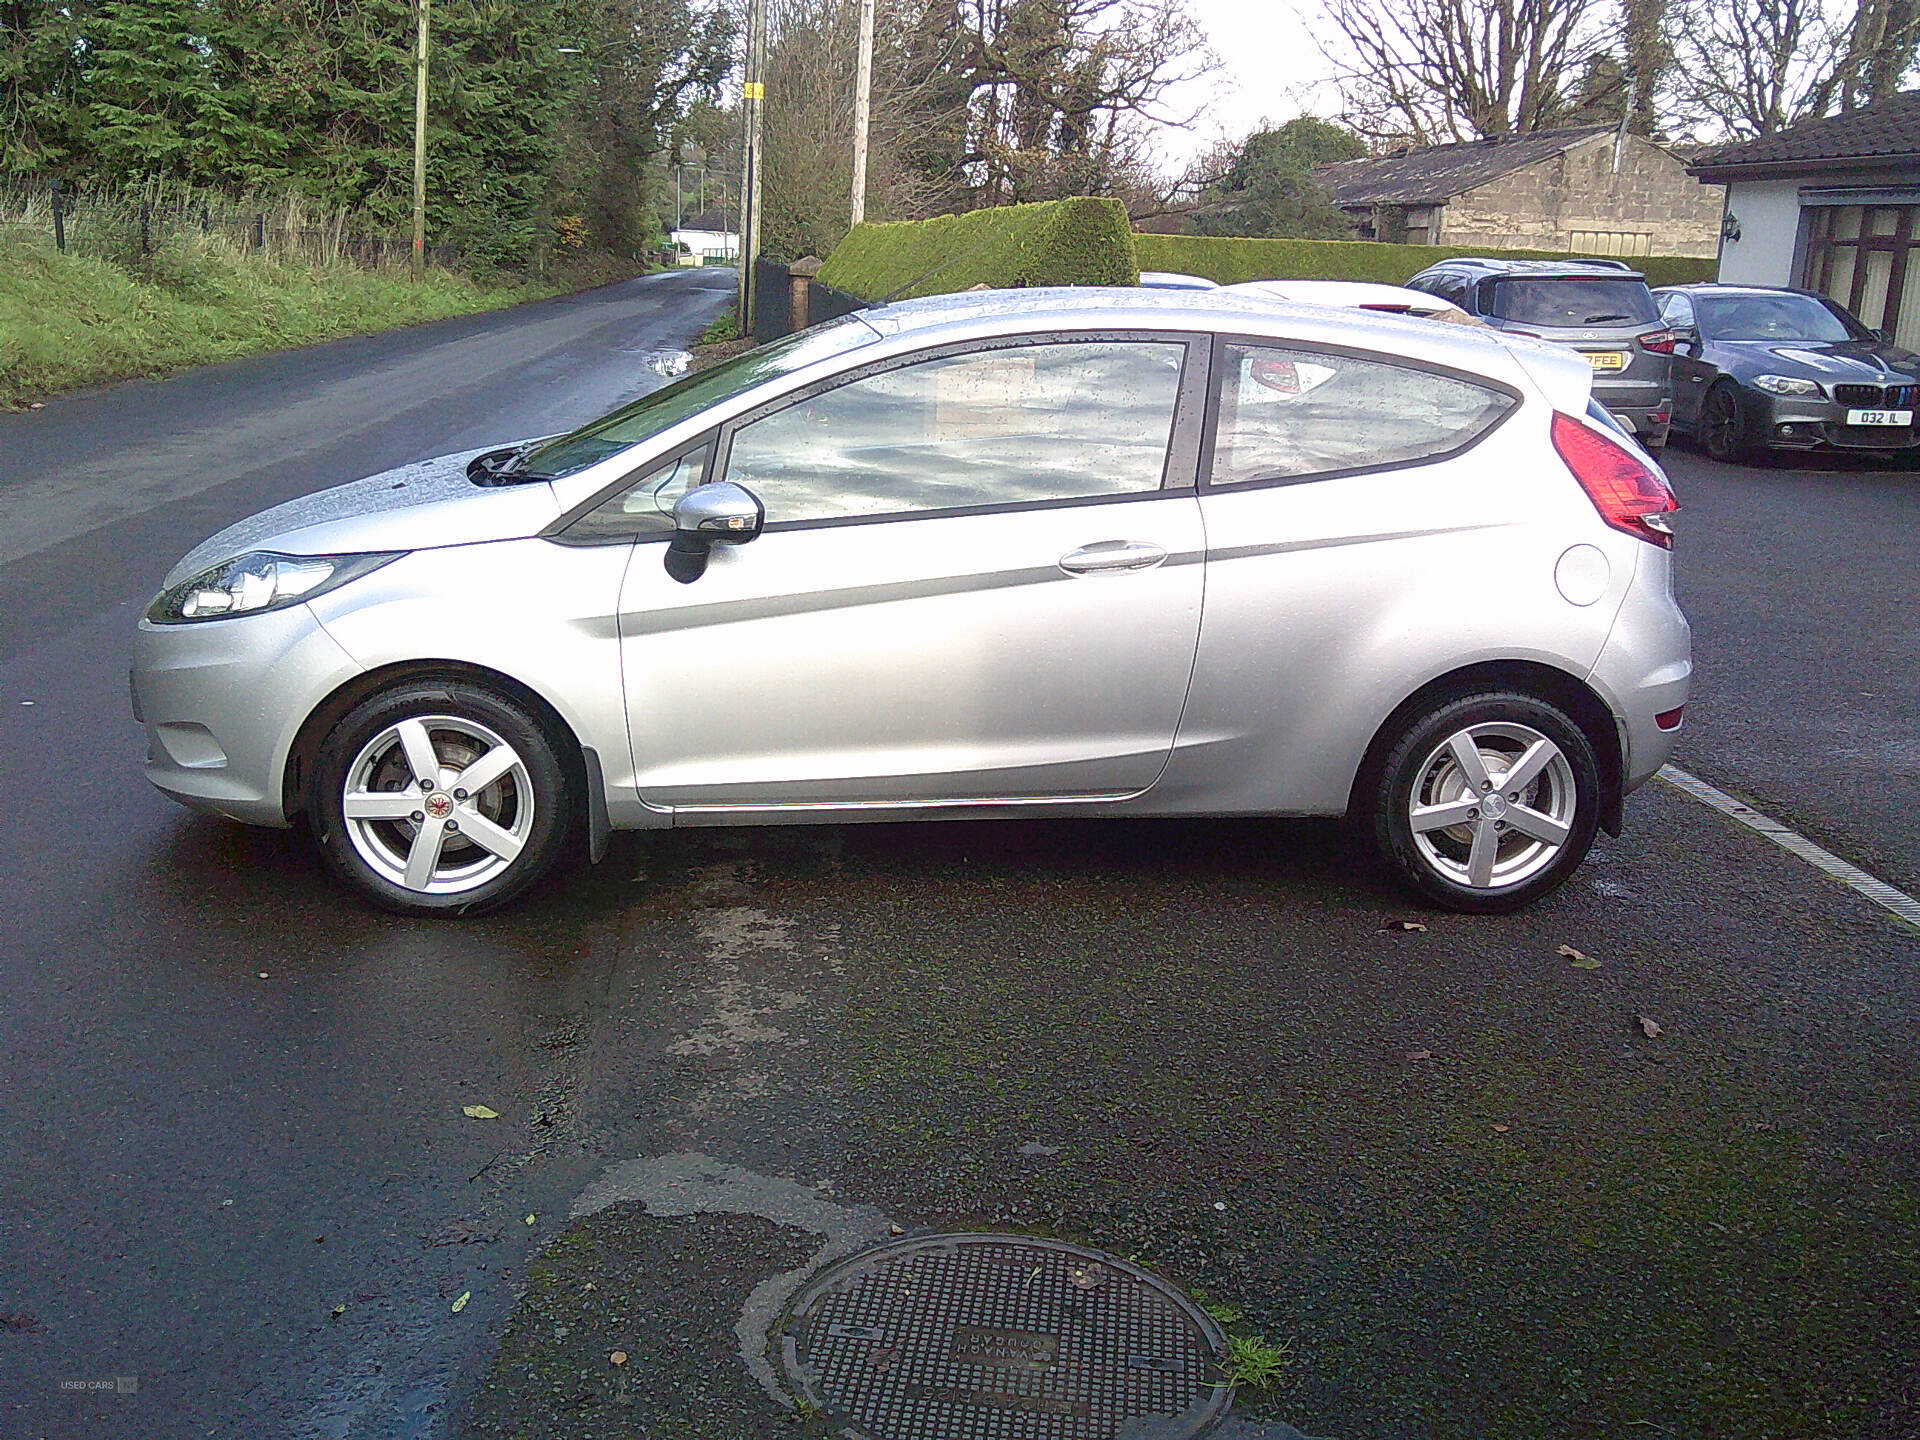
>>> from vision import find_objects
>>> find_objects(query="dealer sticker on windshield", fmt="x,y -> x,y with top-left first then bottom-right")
1846,408 -> 1913,426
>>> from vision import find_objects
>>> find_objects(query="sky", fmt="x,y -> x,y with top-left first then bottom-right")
1146,0 -> 1346,174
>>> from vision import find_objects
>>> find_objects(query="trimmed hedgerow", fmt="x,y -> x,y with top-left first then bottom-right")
816,197 -> 1137,302
1132,233 -> 1717,291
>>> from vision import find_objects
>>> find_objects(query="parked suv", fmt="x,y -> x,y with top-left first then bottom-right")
1406,258 -> 1675,447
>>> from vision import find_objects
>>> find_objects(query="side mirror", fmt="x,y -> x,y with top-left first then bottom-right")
1873,327 -> 1894,344
664,481 -> 764,583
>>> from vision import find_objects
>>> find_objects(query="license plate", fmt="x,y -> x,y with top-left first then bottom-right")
1584,352 -> 1627,371
1846,408 -> 1912,426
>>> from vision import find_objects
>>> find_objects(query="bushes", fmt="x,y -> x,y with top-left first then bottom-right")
816,197 -> 1137,301
1134,233 -> 1718,290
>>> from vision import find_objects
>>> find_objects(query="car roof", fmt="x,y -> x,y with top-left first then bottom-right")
1414,256 -> 1645,280
1654,282 -> 1815,297
846,285 -> 1590,405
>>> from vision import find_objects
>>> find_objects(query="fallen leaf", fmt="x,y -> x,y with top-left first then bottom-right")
524,1214 -> 537,1226
609,1350 -> 627,1366
1558,945 -> 1600,969
330,1304 -> 346,1319
28,401 -> 44,410
1637,1015 -> 1664,1038
1492,1123 -> 1510,1133
258,971 -> 270,979
462,1105 -> 499,1120
1407,1048 -> 1433,1061
1382,919 -> 1428,932
450,1291 -> 470,1314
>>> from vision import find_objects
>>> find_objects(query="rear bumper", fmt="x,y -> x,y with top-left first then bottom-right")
1585,548 -> 1691,794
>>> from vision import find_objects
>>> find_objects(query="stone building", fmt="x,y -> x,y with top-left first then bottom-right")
1319,127 -> 1723,257
1689,90 -> 1920,348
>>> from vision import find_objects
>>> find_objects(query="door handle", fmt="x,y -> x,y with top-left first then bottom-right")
1059,540 -> 1168,575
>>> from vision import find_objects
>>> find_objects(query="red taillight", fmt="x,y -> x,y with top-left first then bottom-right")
1550,411 -> 1678,549
1655,706 -> 1685,731
1639,328 -> 1678,354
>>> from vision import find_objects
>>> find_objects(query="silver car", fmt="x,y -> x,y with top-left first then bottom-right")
132,289 -> 1690,917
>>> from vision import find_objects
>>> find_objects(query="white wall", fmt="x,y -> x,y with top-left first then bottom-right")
1716,180 -> 1803,285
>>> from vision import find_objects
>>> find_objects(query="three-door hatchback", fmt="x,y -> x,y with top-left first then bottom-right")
133,288 -> 1691,916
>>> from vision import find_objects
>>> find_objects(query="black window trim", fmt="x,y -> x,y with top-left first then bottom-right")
542,431 -> 717,545
1195,332 -> 1523,496
704,328 -> 1212,536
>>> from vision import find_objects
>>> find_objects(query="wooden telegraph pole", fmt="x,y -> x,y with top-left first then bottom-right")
412,0 -> 431,281
850,0 -> 876,227
737,0 -> 767,330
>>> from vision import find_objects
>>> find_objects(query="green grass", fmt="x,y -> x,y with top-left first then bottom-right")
816,197 -> 1137,302
1222,1334 -> 1293,1390
698,308 -> 740,344
0,231 -> 581,406
1133,232 -> 1718,290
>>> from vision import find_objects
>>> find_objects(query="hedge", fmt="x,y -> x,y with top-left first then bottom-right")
1133,233 -> 1718,291
815,197 -> 1138,302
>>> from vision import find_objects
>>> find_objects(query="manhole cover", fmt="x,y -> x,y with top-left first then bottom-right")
776,1234 -> 1230,1440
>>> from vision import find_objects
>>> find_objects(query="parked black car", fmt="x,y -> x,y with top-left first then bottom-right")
1404,257 -> 1675,447
1651,284 -> 1919,460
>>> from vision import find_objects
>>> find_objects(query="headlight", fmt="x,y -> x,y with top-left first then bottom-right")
147,551 -> 399,624
1753,374 -> 1823,397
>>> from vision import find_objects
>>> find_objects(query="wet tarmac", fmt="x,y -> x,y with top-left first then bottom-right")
0,298 -> 1915,1439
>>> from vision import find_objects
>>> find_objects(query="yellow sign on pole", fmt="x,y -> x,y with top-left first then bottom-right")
742,81 -> 764,99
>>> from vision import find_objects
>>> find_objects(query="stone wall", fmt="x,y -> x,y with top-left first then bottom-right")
1435,135 -> 1723,257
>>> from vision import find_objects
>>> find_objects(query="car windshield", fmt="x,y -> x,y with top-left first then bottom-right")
1488,277 -> 1658,327
1696,293 -> 1858,343
512,315 -> 878,479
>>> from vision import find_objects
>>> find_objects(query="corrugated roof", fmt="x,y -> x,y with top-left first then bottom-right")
1688,90 -> 1920,176
1318,127 -> 1616,206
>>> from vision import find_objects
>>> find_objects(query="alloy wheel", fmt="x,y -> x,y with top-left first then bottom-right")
1702,386 -> 1741,461
340,714 -> 534,895
1406,721 -> 1577,892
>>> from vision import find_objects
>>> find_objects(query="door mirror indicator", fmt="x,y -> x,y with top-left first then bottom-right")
665,481 -> 764,583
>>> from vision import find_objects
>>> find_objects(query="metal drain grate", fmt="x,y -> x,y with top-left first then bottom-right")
777,1234 -> 1229,1440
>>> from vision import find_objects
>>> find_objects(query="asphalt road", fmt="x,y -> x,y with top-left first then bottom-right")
0,292 -> 1915,1440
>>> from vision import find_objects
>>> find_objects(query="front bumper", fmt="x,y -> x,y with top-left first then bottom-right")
132,604 -> 361,827
1748,391 -> 1920,451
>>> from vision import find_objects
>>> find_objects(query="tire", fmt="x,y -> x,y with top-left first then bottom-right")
310,681 -> 573,916
1700,380 -> 1748,463
1371,691 -> 1601,914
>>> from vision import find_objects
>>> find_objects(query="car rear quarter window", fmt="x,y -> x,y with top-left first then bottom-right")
1488,277 -> 1658,327
722,340 -> 1186,524
1207,343 -> 1514,487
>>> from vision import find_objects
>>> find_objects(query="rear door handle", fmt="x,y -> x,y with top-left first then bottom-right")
1059,540 -> 1168,575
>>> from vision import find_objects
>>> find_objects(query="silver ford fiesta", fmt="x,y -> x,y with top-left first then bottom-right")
132,288 -> 1690,917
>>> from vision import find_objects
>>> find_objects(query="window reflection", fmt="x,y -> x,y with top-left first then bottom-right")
723,342 -> 1185,524
1212,344 -> 1513,486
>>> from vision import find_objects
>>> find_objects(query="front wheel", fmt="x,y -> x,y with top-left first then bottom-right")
310,681 -> 573,916
1371,692 -> 1601,914
1700,381 -> 1748,463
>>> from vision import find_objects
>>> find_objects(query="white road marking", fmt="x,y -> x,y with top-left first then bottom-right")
1658,764 -> 1920,930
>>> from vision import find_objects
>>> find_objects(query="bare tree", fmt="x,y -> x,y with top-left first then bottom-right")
1664,0 -> 1919,137
1664,0 -> 1848,136
1320,0 -> 1613,142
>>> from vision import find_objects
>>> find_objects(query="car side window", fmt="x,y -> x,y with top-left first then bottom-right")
719,340 -> 1186,525
1434,275 -> 1472,309
1660,293 -> 1696,329
1207,343 -> 1514,488
558,444 -> 710,543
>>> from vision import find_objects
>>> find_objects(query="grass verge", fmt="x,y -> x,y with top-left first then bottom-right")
0,233 -> 642,408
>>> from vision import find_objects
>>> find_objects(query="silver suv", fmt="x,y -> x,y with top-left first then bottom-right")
1406,258 -> 1677,447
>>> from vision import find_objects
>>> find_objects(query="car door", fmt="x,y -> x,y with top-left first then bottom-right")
606,334 -> 1208,813
1661,291 -> 1714,427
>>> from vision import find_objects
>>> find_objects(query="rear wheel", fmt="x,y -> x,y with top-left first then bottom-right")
311,681 -> 572,915
1700,381 -> 1748,462
1372,691 -> 1600,913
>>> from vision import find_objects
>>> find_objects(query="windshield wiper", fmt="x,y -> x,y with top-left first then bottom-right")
1583,312 -> 1635,323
